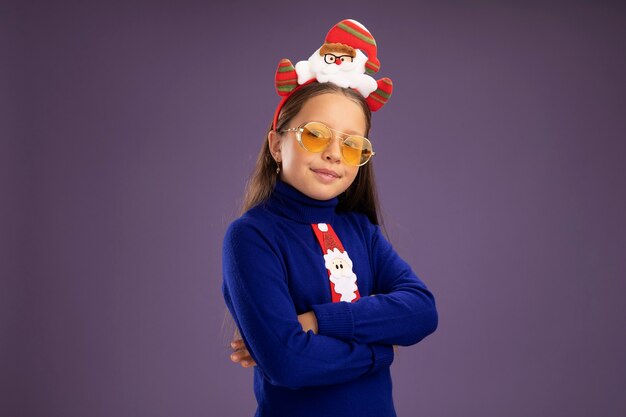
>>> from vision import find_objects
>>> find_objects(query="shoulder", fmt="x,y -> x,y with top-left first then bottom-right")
224,206 -> 274,241
337,210 -> 380,237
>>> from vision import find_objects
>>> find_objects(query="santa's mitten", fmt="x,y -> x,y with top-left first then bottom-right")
275,59 -> 298,96
366,77 -> 393,111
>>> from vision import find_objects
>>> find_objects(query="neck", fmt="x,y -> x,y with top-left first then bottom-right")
265,180 -> 338,224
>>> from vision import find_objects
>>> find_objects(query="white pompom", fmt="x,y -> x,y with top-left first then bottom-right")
317,223 -> 328,232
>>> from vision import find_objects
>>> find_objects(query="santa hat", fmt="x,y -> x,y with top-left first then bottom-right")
325,19 -> 380,75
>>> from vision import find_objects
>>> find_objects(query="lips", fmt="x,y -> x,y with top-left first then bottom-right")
312,168 -> 340,179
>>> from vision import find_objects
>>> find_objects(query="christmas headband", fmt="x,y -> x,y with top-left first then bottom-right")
272,19 -> 394,130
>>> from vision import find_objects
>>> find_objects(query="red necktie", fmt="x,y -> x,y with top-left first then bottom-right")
311,223 -> 361,303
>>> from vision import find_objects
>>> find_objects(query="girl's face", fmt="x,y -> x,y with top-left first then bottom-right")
269,93 -> 367,201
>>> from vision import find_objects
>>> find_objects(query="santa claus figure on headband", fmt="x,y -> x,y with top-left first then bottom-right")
295,40 -> 378,98
275,19 -> 393,112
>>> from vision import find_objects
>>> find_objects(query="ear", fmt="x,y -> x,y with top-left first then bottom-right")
267,130 -> 282,162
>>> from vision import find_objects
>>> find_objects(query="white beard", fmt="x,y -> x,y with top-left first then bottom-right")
329,273 -> 358,302
295,48 -> 378,98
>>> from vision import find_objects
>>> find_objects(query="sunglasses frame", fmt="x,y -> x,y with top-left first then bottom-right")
280,121 -> 376,167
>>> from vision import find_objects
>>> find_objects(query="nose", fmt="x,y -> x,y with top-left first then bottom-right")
335,59 -> 342,65
322,136 -> 342,163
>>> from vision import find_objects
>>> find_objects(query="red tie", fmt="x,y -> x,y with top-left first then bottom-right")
311,223 -> 361,303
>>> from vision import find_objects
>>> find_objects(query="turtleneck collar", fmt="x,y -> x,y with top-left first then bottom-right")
264,180 -> 338,224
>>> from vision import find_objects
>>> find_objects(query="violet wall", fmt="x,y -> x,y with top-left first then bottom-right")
2,1 -> 625,416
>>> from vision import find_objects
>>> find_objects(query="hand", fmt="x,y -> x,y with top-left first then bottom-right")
229,311 -> 317,369
297,311 -> 318,334
230,339 -> 256,368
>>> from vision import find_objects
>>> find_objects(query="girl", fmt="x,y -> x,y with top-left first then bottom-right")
222,19 -> 438,417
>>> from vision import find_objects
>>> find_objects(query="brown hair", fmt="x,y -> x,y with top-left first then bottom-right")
320,42 -> 356,57
241,82 -> 382,225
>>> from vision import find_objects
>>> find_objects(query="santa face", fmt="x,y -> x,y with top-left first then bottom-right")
317,44 -> 356,75
329,258 -> 350,277
309,47 -> 367,80
323,53 -> 353,66
268,93 -> 366,201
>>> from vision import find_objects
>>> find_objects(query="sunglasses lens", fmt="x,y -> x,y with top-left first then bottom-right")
342,136 -> 373,166
300,122 -> 331,152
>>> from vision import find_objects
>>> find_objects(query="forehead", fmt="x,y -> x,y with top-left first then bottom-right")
292,93 -> 367,136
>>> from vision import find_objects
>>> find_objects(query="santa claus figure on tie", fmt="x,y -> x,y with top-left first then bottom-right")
323,248 -> 359,303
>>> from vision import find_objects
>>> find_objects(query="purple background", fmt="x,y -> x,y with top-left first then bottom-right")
2,1 -> 625,416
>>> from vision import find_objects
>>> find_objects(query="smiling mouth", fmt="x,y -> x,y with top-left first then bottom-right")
312,168 -> 340,180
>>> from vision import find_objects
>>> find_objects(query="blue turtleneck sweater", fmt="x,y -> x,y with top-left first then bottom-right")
222,180 -> 438,417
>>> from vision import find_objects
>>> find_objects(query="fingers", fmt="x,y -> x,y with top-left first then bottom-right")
230,350 -> 256,367
230,340 -> 257,367
230,340 -> 245,350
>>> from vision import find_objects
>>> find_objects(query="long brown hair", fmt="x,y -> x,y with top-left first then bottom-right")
240,82 -> 383,225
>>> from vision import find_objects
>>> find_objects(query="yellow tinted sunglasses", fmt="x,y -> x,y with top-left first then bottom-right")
280,121 -> 375,167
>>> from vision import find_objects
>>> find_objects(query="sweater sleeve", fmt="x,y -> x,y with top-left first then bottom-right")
222,218 -> 394,390
311,223 -> 438,346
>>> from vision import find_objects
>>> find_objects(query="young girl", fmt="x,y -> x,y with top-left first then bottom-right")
222,19 -> 438,417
